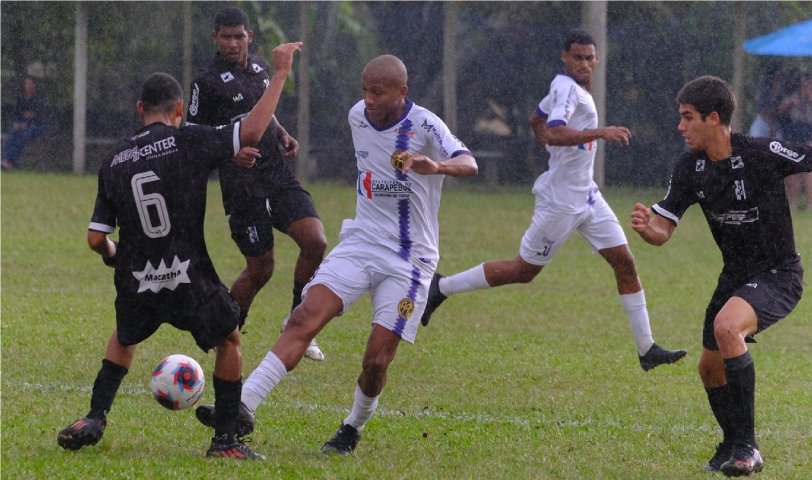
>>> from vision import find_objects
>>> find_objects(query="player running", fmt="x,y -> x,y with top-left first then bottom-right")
420,29 -> 686,371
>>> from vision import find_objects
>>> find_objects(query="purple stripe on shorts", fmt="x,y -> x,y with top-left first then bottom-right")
393,266 -> 422,337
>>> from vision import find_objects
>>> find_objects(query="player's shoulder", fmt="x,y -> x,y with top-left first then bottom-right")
406,102 -> 444,130
736,133 -> 805,161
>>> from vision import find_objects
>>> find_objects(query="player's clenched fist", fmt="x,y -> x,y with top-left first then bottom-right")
630,203 -> 651,233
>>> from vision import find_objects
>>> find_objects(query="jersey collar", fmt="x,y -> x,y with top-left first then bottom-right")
364,100 -> 414,132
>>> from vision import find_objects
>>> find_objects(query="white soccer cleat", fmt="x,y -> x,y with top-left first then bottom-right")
305,338 -> 325,361
281,315 -> 325,361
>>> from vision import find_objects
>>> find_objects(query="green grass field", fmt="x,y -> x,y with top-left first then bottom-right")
2,173 -> 810,479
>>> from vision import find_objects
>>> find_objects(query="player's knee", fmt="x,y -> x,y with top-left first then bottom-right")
514,262 -> 542,283
246,256 -> 274,284
301,234 -> 327,261
361,353 -> 391,380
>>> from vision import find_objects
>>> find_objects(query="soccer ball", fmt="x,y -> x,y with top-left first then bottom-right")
150,354 -> 205,411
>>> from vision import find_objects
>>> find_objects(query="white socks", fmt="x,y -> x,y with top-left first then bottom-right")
439,263 -> 491,297
343,384 -> 380,432
619,290 -> 655,356
241,351 -> 287,413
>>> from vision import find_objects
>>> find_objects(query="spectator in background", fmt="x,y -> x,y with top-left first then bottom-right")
748,63 -> 785,139
2,76 -> 46,172
778,70 -> 812,210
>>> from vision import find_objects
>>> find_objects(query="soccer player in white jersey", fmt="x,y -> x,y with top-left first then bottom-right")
421,29 -> 687,372
194,54 -> 478,455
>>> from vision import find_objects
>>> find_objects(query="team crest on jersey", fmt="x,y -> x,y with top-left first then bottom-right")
396,127 -> 415,138
397,298 -> 415,319
391,150 -> 406,171
251,63 -> 264,73
220,72 -> 235,83
731,156 -> 744,169
189,84 -> 200,116
695,159 -> 705,172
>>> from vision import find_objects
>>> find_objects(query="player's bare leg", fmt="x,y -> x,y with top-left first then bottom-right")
421,256 -> 542,326
600,244 -> 687,370
230,249 -> 275,330
323,325 -> 401,456
283,216 -> 327,360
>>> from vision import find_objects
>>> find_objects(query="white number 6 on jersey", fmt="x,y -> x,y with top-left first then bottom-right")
131,171 -> 171,238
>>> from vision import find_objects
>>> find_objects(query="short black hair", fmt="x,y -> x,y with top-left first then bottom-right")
676,75 -> 736,126
140,73 -> 183,113
564,29 -> 595,51
215,6 -> 250,31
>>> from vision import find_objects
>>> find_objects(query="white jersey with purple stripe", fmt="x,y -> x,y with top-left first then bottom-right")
533,73 -> 600,213
344,99 -> 470,267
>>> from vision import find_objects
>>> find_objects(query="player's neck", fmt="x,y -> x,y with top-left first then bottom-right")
705,129 -> 733,162
142,113 -> 179,128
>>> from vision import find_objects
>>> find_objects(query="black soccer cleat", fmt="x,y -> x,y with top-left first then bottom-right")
639,343 -> 688,371
321,423 -> 361,456
720,444 -> 764,477
420,273 -> 447,327
206,434 -> 265,461
57,416 -> 106,451
704,442 -> 735,472
195,402 -> 255,436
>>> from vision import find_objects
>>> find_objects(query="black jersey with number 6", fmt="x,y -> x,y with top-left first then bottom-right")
89,122 -> 239,295
653,134 -> 812,278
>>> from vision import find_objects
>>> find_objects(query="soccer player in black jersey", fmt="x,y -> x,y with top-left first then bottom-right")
187,7 -> 327,361
631,76 -> 810,477
56,42 -> 303,460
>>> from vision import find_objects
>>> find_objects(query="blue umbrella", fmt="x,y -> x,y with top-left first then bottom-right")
743,18 -> 812,56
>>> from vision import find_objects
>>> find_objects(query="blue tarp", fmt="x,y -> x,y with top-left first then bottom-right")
743,18 -> 812,56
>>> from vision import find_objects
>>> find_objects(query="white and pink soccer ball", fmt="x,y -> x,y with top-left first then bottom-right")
150,354 -> 205,411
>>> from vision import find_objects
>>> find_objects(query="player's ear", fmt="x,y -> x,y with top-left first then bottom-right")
399,85 -> 409,99
175,100 -> 184,123
211,30 -> 218,44
708,111 -> 720,126
247,30 -> 253,43
137,101 -> 146,120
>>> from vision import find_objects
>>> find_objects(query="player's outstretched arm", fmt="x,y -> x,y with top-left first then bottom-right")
240,42 -> 302,147
547,125 -> 631,147
631,203 -> 675,246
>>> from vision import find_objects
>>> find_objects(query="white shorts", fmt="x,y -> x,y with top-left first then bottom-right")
302,236 -> 431,344
519,189 -> 628,266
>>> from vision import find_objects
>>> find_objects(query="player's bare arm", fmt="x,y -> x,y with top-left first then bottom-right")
401,152 -> 477,178
528,111 -> 548,151
631,203 -> 675,246
88,230 -> 116,259
547,124 -> 631,147
240,42 -> 302,146
272,118 -> 299,158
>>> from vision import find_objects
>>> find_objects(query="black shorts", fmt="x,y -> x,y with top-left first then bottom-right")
703,259 -> 804,350
228,185 -> 319,258
115,281 -> 240,352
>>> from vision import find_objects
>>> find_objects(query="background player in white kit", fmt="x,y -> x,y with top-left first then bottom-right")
194,54 -> 478,455
421,29 -> 686,371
